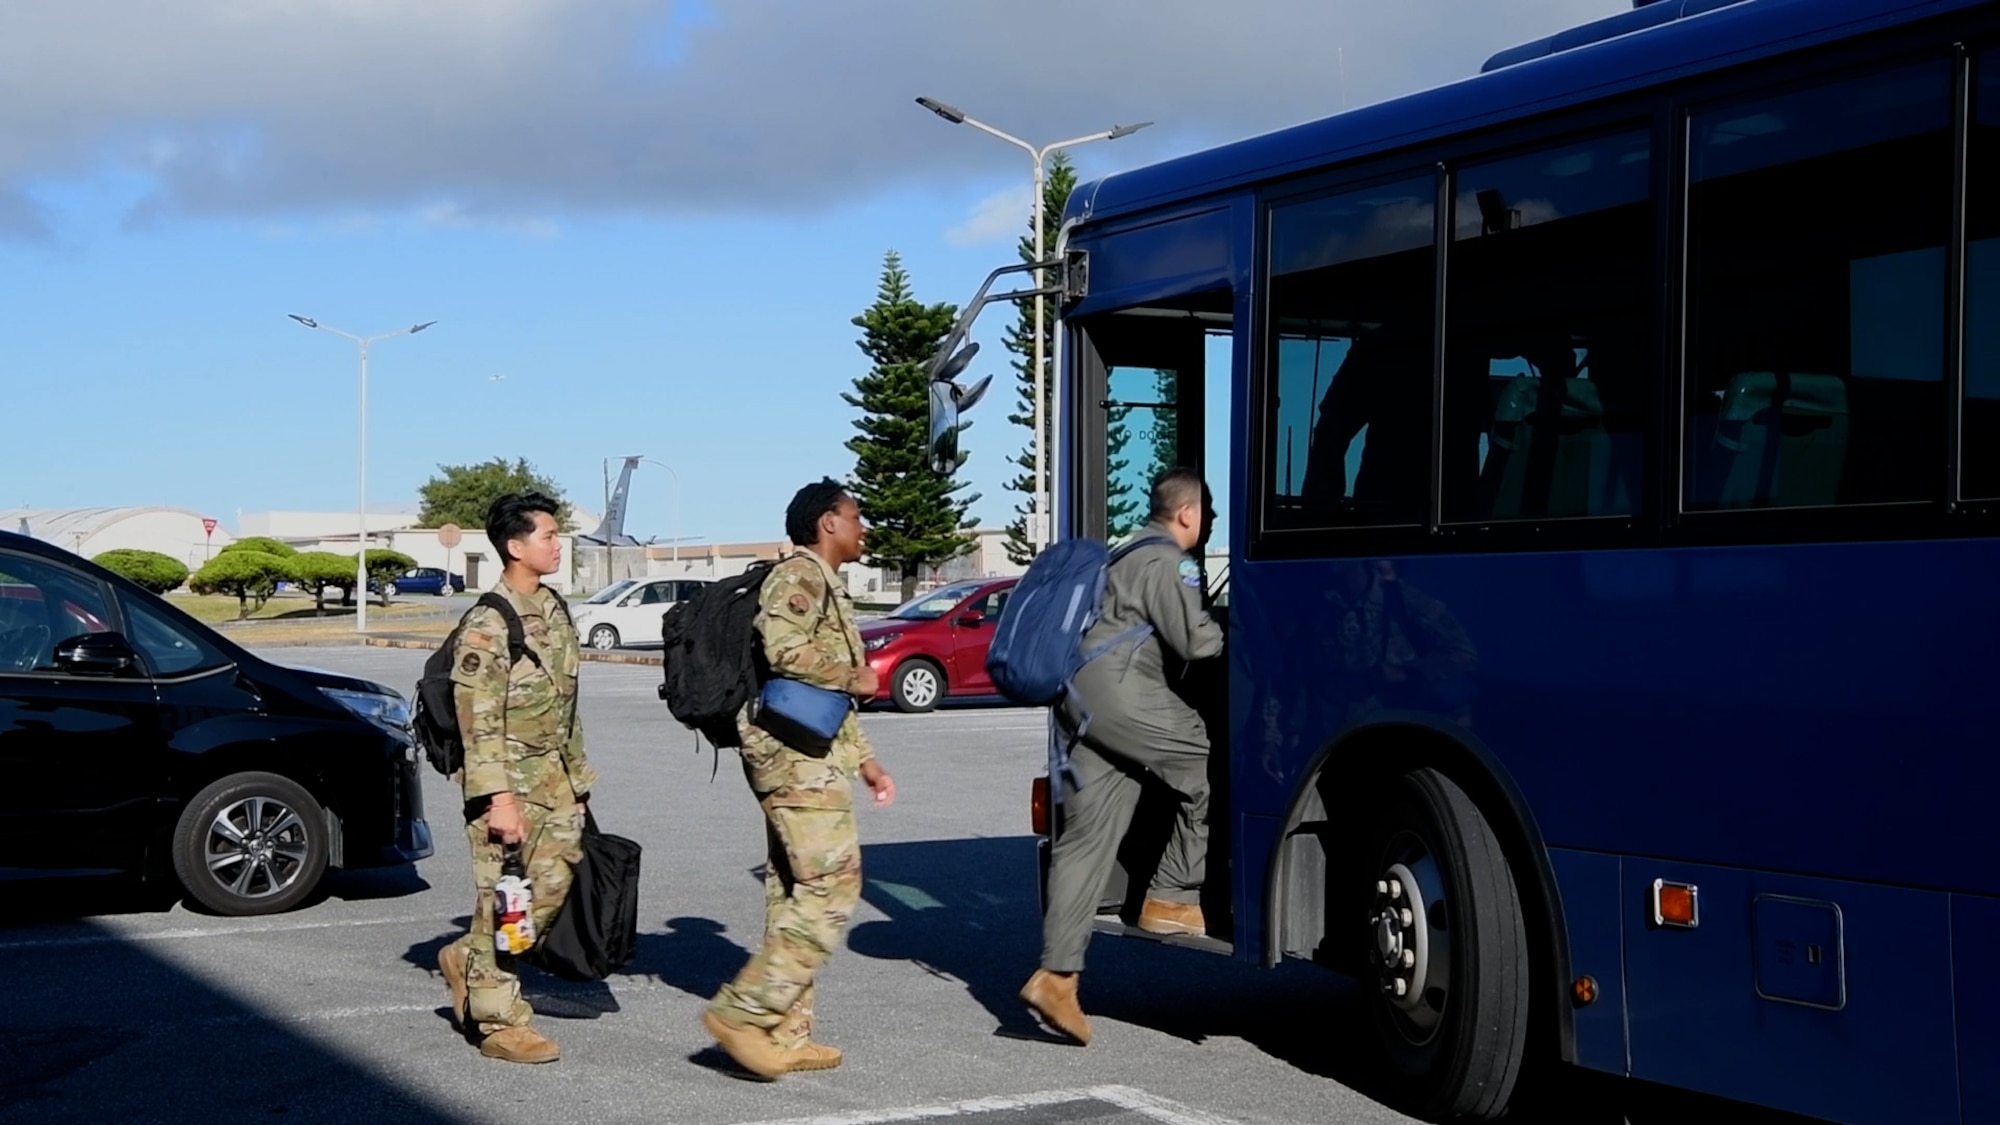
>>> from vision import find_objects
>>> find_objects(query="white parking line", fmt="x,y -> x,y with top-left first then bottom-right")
727,1086 -> 1239,1125
0,913 -> 438,951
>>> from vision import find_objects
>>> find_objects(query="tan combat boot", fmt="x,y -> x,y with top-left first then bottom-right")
479,1025 -> 561,1064
1020,969 -> 1091,1045
1137,898 -> 1205,936
781,1043 -> 843,1072
703,1009 -> 787,1080
773,998 -> 841,1072
437,942 -> 469,1031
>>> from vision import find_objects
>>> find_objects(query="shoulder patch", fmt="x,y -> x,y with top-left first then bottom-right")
787,592 -> 813,615
459,651 -> 482,674
1177,558 -> 1202,588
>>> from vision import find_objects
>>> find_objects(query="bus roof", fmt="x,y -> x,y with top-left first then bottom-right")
1064,0 -> 1981,228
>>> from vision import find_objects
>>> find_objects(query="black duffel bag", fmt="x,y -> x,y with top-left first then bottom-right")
525,809 -> 642,982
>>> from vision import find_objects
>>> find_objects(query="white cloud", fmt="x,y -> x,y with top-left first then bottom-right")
946,184 -> 1033,248
0,0 -> 1626,235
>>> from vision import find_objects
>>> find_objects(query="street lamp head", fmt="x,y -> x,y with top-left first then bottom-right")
1107,121 -> 1155,141
288,314 -> 319,328
409,321 -> 436,334
915,96 -> 966,125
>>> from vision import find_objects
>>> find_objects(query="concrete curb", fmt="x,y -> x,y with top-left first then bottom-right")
361,636 -> 664,666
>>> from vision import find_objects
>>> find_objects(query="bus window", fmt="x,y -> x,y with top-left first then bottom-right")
1265,176 -> 1436,530
1105,364 -> 1178,540
1966,50 -> 2000,500
1444,131 -> 1651,523
1074,305 -> 1217,543
1684,62 -> 1952,512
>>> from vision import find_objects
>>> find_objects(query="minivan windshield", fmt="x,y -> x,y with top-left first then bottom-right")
585,579 -> 638,605
884,581 -> 984,621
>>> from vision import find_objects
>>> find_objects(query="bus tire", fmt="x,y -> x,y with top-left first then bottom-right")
1363,767 -> 1529,1122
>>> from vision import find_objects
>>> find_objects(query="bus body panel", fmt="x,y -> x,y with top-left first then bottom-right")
1955,893 -> 2000,1125
1621,859 -> 1959,1124
1228,541 -> 2000,897
1549,847 -> 1627,1076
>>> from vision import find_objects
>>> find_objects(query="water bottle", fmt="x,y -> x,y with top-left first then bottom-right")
493,845 -> 536,955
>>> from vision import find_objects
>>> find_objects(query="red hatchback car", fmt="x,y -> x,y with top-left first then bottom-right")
859,578 -> 1017,712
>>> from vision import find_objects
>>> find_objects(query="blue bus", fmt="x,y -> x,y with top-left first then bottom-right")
929,0 -> 2000,1121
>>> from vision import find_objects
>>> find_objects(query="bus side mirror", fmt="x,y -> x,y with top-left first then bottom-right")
928,343 -> 992,474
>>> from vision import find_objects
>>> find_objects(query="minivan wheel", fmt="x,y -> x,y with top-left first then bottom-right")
173,772 -> 330,917
891,659 -> 943,713
588,624 -> 620,650
1365,767 -> 1529,1121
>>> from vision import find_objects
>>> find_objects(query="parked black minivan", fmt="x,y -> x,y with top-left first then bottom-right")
0,530 -> 433,915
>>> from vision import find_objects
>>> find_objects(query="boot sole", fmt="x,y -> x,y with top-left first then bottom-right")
479,1045 -> 560,1064
783,1053 -> 842,1073
1136,920 -> 1205,936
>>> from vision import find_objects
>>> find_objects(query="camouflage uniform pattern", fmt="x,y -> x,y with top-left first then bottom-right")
446,583 -> 596,1034
709,551 -> 872,1043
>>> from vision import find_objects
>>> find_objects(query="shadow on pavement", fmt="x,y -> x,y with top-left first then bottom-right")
842,835 -> 1830,1125
4,885 -> 465,1125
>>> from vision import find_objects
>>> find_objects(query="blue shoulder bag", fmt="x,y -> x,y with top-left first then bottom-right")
752,574 -> 858,757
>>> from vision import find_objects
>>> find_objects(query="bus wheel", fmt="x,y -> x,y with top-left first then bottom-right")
1364,767 -> 1529,1121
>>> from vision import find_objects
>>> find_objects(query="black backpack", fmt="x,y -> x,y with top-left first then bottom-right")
411,590 -> 569,776
657,561 -> 774,749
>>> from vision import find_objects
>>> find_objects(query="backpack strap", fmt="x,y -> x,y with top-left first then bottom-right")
473,591 -> 540,669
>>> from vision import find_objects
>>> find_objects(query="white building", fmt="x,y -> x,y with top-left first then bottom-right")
3,507 -> 236,568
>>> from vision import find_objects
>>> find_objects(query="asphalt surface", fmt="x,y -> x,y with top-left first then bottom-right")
1,646 -> 1822,1125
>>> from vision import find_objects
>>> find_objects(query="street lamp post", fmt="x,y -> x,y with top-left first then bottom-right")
636,458 -> 683,566
288,314 -> 436,632
915,97 -> 1152,552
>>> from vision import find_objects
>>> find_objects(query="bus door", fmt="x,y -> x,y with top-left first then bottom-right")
1069,302 -> 1234,943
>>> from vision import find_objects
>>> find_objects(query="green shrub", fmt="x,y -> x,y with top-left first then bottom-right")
292,551 -> 359,614
190,551 -> 297,618
220,536 -> 299,559
93,549 -> 190,595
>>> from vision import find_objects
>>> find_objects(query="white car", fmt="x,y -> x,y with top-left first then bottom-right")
570,577 -> 710,650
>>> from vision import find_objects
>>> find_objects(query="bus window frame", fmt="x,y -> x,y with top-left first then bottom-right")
1236,26 -> 2000,564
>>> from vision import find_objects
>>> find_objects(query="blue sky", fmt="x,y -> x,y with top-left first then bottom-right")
0,0 -> 1620,548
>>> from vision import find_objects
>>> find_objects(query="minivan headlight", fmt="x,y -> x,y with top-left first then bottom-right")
323,688 -> 412,736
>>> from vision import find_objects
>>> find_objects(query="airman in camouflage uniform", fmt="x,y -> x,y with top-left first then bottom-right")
436,493 -> 596,1065
704,479 -> 895,1080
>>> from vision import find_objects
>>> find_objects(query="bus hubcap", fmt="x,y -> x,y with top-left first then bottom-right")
1371,852 -> 1446,1038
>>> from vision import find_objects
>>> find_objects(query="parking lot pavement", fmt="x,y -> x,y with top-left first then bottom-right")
2,647 -> 1816,1125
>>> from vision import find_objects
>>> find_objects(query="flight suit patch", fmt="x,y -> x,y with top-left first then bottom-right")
1177,559 -> 1202,588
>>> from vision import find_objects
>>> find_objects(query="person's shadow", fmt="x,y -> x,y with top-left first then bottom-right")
843,836 -> 1064,1043
842,836 -> 1372,1070
401,917 -> 622,1029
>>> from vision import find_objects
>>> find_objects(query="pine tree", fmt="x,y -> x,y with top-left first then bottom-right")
844,251 -> 979,600
1002,154 -> 1136,561
1105,402 -> 1141,539
1147,369 -> 1182,480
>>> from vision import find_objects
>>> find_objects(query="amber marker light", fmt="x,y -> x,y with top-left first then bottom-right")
1652,879 -> 1699,928
1573,976 -> 1599,1006
1031,776 -> 1050,836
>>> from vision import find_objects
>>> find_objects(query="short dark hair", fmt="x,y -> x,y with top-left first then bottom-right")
1149,467 -> 1206,522
486,492 -> 561,561
785,478 -> 852,546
